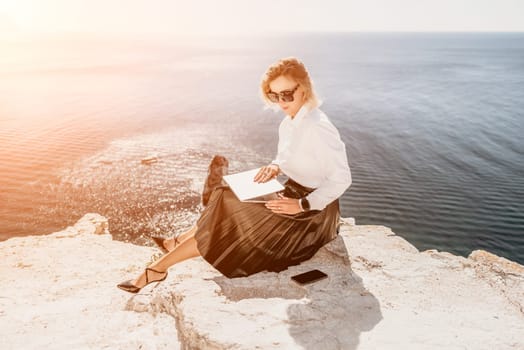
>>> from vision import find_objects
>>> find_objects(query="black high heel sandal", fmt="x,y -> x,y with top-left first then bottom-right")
151,235 -> 181,254
117,267 -> 168,294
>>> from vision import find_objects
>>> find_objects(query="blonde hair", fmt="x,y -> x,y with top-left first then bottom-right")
260,57 -> 321,110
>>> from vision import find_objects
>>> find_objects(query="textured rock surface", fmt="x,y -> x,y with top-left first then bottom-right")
1,214 -> 179,350
1,213 -> 523,349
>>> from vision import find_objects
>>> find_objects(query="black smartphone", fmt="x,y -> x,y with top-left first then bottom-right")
291,269 -> 328,285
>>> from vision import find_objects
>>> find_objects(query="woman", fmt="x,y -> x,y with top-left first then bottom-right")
117,57 -> 352,293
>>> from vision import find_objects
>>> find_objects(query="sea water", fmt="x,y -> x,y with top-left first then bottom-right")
0,32 -> 522,263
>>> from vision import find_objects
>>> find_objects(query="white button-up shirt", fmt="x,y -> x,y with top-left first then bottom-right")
271,104 -> 352,211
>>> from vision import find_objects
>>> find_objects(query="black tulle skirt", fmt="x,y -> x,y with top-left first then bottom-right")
194,178 -> 341,278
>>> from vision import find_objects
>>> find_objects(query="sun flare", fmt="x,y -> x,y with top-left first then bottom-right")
0,0 -> 36,30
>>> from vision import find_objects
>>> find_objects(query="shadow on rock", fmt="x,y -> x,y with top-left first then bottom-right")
213,236 -> 383,349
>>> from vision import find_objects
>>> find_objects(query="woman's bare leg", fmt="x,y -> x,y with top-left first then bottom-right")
163,225 -> 197,251
131,235 -> 201,287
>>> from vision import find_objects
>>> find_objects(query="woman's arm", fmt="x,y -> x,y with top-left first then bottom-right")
304,121 -> 352,211
270,120 -> 285,171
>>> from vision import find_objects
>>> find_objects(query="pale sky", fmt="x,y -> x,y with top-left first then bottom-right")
1,0 -> 523,38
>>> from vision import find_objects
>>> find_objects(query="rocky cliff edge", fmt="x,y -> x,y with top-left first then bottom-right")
1,213 -> 523,349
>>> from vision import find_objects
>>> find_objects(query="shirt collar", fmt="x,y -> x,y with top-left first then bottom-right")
287,104 -> 311,125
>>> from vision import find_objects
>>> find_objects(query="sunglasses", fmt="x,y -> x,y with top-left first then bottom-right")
267,84 -> 300,103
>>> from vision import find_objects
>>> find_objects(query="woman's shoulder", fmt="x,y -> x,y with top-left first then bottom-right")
304,107 -> 340,135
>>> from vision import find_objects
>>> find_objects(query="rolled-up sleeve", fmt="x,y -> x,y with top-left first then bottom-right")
271,150 -> 282,167
306,121 -> 352,210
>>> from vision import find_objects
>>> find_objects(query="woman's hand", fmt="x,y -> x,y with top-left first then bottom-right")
254,164 -> 279,183
265,193 -> 302,215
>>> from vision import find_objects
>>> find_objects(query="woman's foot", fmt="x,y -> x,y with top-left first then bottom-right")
117,267 -> 168,294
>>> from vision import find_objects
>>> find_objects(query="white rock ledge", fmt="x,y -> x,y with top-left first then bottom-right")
1,213 -> 523,350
